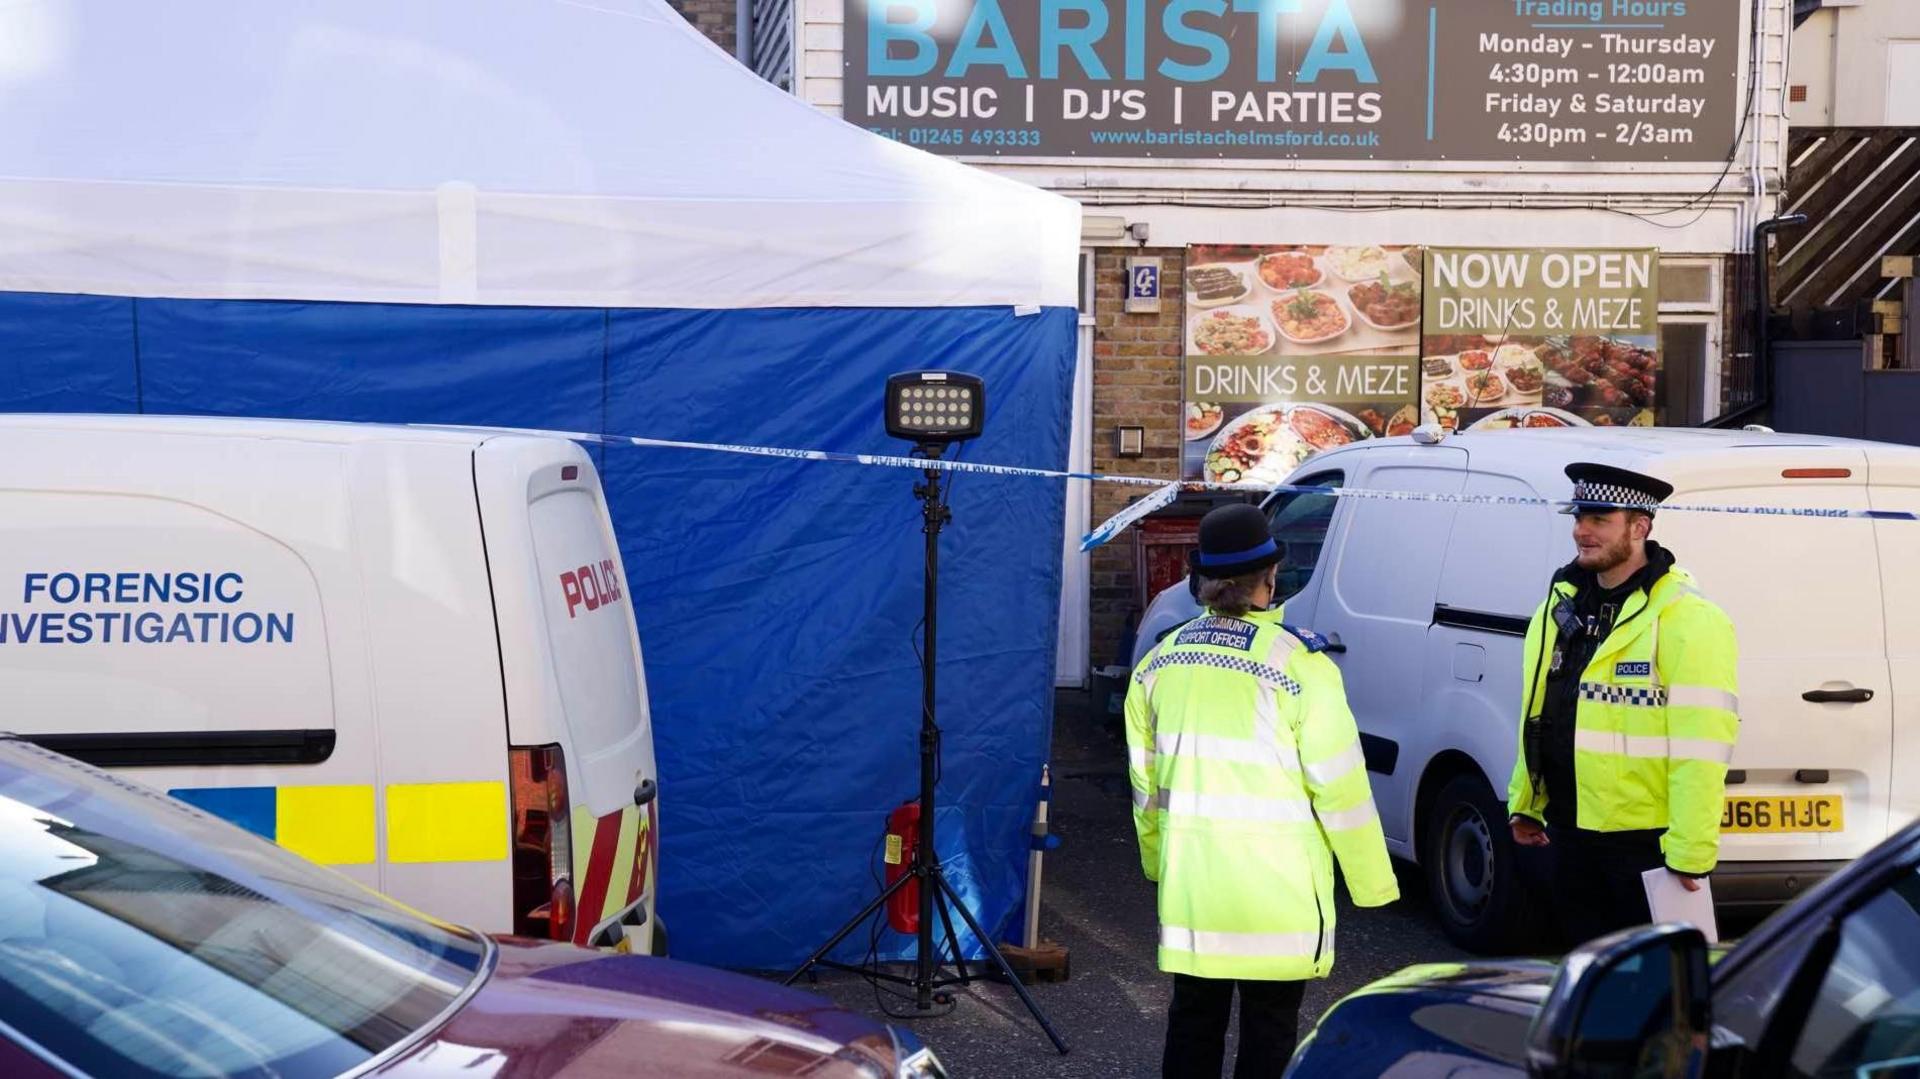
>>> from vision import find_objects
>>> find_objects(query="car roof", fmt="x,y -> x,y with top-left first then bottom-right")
1291,428 -> 1920,486
0,413 -> 530,448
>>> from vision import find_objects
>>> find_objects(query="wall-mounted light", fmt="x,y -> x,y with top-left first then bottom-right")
1082,215 -> 1128,243
1116,425 -> 1145,458
1126,221 -> 1151,246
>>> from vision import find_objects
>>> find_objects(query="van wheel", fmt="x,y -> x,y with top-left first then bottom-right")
1423,771 -> 1530,954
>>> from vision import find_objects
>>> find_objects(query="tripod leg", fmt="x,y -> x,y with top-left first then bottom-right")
931,880 -> 972,985
931,870 -> 1071,1055
781,871 -> 912,987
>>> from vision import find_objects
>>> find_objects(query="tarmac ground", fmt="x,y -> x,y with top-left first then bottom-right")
781,688 -> 1479,1077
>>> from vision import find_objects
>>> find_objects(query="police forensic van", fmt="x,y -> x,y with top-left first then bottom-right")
1132,428 -> 1920,952
0,416 -> 664,954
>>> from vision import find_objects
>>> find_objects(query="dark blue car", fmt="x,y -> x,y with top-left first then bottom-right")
1288,819 -> 1920,1077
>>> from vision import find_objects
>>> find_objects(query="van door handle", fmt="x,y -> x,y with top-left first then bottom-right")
1803,688 -> 1873,704
633,778 -> 658,806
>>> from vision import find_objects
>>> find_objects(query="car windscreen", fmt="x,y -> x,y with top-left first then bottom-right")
0,742 -> 488,1078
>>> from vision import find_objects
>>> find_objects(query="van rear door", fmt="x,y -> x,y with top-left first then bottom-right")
474,437 -> 659,948
1658,444 -> 1892,863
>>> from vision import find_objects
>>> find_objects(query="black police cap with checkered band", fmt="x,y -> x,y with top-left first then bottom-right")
1560,462 -> 1675,516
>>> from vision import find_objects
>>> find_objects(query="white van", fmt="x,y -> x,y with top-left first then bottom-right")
0,415 -> 664,954
1132,428 -> 1920,951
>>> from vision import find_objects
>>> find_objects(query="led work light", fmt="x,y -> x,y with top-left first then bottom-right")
885,371 -> 985,445
788,367 -> 1068,1055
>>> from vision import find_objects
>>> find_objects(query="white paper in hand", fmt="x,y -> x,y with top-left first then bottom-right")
1642,868 -> 1718,944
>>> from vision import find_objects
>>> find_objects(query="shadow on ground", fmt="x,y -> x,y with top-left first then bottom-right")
769,688 -> 1478,1077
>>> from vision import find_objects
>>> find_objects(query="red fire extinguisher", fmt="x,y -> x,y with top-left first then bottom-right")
884,801 -> 920,934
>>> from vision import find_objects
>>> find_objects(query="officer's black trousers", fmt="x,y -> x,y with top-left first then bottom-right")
1546,825 -> 1667,947
1163,973 -> 1305,1079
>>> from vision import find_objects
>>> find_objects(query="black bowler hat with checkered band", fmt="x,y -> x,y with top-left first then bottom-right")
1560,462 -> 1675,516
1189,503 -> 1283,580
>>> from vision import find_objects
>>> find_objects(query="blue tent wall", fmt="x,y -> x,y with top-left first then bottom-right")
0,290 -> 1075,969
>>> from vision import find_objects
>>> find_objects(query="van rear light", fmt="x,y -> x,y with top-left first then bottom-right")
510,743 -> 575,943
561,465 -> 579,481
1783,468 -> 1852,479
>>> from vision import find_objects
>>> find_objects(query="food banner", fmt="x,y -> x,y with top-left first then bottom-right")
1182,243 -> 1420,483
1419,247 -> 1661,432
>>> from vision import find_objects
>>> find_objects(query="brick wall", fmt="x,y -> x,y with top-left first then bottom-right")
665,0 -> 736,54
1089,247 -> 1186,667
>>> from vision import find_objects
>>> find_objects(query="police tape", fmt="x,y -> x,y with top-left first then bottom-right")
431,426 -> 1920,551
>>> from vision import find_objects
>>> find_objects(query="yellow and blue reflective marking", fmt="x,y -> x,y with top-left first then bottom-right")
171,782 -> 506,866
387,782 -> 508,863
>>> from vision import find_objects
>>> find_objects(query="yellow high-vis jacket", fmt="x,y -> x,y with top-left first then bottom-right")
1507,565 -> 1740,875
1125,606 -> 1398,981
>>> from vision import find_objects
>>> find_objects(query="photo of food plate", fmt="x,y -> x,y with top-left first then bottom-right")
1187,263 -> 1253,308
1324,245 -> 1391,282
1538,335 -> 1658,412
1464,369 -> 1506,406
1271,289 -> 1350,346
1257,251 -> 1325,292
1188,304 -> 1277,356
1467,406 -> 1589,431
1503,352 -> 1546,396
1185,401 -> 1225,441
1203,402 -> 1370,484
1493,343 -> 1540,369
1426,381 -> 1466,411
1352,403 -> 1418,439
1347,278 -> 1421,332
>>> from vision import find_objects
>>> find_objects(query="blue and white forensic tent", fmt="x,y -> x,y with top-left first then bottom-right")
0,0 -> 1082,967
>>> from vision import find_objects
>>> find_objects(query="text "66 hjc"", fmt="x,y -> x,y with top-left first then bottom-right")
560,560 -> 623,619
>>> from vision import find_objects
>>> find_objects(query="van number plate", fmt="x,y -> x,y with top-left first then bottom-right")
1721,795 -> 1844,834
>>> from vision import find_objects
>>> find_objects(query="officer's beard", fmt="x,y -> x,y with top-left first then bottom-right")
1574,531 -> 1635,575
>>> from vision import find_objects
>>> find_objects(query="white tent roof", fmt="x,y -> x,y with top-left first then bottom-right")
0,0 -> 1080,309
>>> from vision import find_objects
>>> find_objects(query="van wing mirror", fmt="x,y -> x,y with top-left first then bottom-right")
1526,924 -> 1711,1079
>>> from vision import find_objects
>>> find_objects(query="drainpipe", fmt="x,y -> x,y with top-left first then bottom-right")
1709,213 -> 1809,429
736,0 -> 752,67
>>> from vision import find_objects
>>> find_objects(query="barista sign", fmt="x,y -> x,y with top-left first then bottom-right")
844,0 -> 1739,162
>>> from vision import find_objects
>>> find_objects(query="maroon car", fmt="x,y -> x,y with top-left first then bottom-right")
0,738 -> 946,1078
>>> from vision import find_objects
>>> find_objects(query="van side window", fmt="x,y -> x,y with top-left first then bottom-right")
1787,867 -> 1920,1077
1435,471 -> 1561,619
1330,465 -> 1459,622
1266,472 -> 1343,605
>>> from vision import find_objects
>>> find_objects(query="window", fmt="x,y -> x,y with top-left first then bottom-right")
1788,867 -> 1920,1077
1658,259 -> 1720,312
1656,257 -> 1723,423
1330,464 -> 1461,623
1264,471 -> 1342,605
1660,317 -> 1719,425
1435,471 -> 1560,618
1888,43 -> 1920,126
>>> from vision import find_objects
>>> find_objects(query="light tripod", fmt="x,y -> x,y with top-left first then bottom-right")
783,446 -> 1068,1056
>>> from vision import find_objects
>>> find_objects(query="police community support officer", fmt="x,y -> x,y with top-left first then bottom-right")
1508,463 -> 1740,945
1126,504 -> 1398,1079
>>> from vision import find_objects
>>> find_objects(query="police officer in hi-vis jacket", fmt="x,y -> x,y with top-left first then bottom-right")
1127,503 -> 1398,1079
1509,462 -> 1740,946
